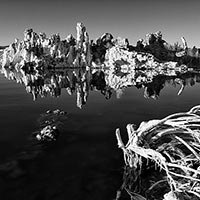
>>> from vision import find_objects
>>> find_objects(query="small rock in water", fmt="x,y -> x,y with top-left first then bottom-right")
53,109 -> 61,114
49,109 -> 67,115
35,109 -> 67,141
46,110 -> 53,114
36,125 -> 59,141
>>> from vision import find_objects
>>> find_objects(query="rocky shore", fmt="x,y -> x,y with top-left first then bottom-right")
1,23 -> 200,70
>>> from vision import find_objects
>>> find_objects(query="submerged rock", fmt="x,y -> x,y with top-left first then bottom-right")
36,125 -> 59,141
33,109 -> 67,141
0,160 -> 26,179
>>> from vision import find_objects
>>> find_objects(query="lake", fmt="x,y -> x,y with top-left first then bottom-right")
0,66 -> 200,199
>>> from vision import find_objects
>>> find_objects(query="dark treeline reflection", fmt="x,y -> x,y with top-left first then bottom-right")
1,65 -> 200,108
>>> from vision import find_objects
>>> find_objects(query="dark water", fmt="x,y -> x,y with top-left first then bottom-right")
0,66 -> 200,199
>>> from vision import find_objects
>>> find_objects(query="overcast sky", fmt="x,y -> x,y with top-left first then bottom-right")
0,0 -> 200,47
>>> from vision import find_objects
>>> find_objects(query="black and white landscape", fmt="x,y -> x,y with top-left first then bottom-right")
0,0 -> 200,200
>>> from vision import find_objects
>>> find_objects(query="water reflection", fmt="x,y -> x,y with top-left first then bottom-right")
1,64 -> 200,200
1,65 -> 200,108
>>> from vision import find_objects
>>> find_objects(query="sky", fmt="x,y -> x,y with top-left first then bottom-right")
0,0 -> 200,47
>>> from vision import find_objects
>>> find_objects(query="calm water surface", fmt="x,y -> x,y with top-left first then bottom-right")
0,67 -> 200,199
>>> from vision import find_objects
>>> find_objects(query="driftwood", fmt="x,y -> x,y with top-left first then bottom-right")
116,105 -> 200,200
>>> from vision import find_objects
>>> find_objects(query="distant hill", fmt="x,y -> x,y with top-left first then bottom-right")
0,46 -> 8,50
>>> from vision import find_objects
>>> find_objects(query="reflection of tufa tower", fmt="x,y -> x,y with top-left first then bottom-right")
75,69 -> 90,109
116,88 -> 124,99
